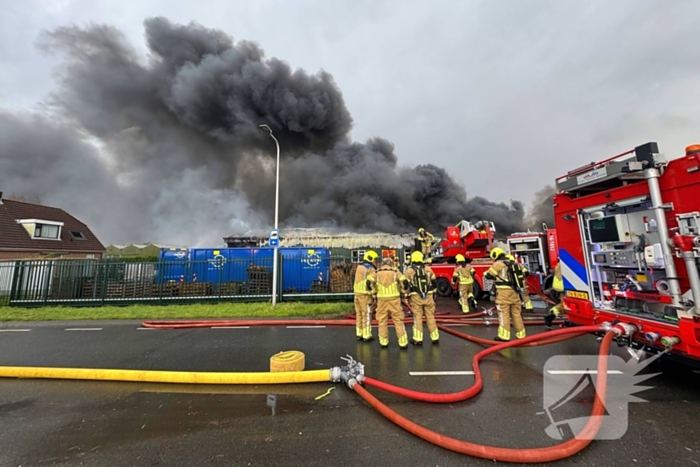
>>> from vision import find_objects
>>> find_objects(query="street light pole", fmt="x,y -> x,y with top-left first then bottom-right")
259,124 -> 281,306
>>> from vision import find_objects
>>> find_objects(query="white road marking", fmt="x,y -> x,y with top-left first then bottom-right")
212,326 -> 251,329
409,371 -> 475,376
137,327 -> 156,330
64,328 -> 103,331
0,329 -> 31,332
286,325 -> 326,329
547,370 -> 623,375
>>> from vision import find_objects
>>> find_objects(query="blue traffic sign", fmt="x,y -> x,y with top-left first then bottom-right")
269,229 -> 279,247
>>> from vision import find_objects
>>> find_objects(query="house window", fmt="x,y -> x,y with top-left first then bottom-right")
71,231 -> 85,239
86,254 -> 96,259
351,250 -> 366,263
34,223 -> 61,239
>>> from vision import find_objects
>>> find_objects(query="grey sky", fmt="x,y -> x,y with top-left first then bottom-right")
2,0 -> 700,207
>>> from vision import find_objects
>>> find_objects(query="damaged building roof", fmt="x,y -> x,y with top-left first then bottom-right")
224,228 -> 416,250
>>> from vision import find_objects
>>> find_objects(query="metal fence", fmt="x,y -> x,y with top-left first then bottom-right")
0,256 -> 358,307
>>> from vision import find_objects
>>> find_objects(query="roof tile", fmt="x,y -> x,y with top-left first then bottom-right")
0,199 -> 105,253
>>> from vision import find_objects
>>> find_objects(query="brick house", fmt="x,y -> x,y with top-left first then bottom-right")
0,193 -> 106,260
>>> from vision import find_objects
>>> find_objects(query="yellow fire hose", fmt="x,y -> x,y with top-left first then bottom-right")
0,351 -> 336,385
0,366 -> 331,384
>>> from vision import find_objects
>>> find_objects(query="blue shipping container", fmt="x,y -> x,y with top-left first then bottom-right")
157,248 -> 190,283
159,247 -> 330,293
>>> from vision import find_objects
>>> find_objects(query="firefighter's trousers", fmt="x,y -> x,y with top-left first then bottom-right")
354,294 -> 373,339
495,288 -> 525,341
377,297 -> 407,346
522,284 -> 533,311
410,294 -> 438,342
551,299 -> 565,316
458,284 -> 474,313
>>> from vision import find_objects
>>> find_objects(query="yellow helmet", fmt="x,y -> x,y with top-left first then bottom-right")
363,250 -> 379,263
410,251 -> 424,263
489,247 -> 505,260
418,227 -> 425,233
455,254 -> 466,263
505,254 -> 515,261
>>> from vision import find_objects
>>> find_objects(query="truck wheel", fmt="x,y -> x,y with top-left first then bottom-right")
436,278 -> 453,297
472,280 -> 483,300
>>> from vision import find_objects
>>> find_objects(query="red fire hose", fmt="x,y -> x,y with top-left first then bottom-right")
141,315 -> 563,329
361,326 -> 603,403
353,330 -> 614,463
438,323 -> 586,347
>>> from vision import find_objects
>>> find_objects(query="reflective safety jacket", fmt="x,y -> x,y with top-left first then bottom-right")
354,263 -> 375,295
553,261 -> 563,292
484,260 -> 524,291
404,265 -> 437,297
368,266 -> 407,299
453,265 -> 476,285
418,231 -> 435,248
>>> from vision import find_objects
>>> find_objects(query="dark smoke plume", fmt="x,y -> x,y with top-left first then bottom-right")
0,18 -> 525,245
526,185 -> 556,229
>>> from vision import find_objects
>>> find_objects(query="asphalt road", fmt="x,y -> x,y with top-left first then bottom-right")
1,304 -> 699,466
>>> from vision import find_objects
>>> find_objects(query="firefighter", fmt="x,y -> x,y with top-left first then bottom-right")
506,254 -> 533,312
452,254 -> 478,313
367,257 -> 409,349
353,250 -> 378,342
544,260 -> 564,329
417,228 -> 435,258
484,247 -> 526,342
404,251 -> 439,346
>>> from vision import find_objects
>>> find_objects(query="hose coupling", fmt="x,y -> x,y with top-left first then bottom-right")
644,332 -> 661,343
660,336 -> 681,348
330,367 -> 343,383
338,355 -> 365,387
612,322 -> 638,337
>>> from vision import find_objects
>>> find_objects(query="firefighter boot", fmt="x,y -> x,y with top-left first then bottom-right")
398,334 -> 409,349
544,313 -> 556,329
459,297 -> 469,314
379,336 -> 389,348
411,328 -> 423,346
356,327 -> 363,341
470,296 -> 478,311
430,329 -> 439,345
362,326 -> 374,342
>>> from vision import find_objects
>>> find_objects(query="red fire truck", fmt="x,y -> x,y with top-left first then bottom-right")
430,220 -> 496,298
507,228 -> 558,296
555,142 -> 700,363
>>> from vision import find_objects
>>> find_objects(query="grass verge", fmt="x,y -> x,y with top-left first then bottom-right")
0,302 -> 352,322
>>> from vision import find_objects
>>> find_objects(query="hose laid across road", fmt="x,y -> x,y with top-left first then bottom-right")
361,325 -> 603,403
0,366 -> 332,385
140,311 -> 564,330
353,330 -> 614,463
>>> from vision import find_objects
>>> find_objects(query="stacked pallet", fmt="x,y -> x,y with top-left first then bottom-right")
330,267 -> 352,293
218,281 -> 244,296
246,265 -> 272,295
153,282 -> 180,297
310,279 -> 329,293
179,282 -> 212,296
106,281 -> 152,298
